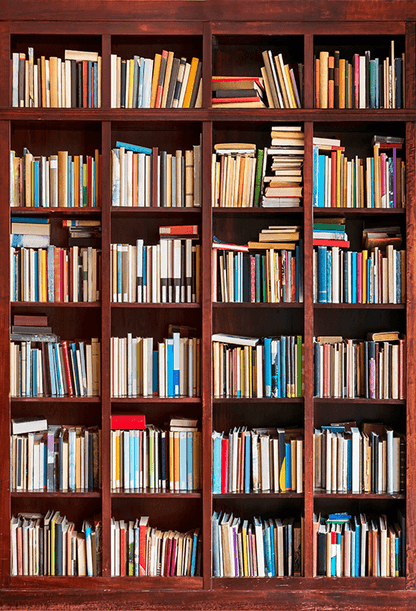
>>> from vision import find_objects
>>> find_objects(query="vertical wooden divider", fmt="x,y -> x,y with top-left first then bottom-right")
202,20 -> 213,590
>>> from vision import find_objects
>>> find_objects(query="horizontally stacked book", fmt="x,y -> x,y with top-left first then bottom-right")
11,218 -> 101,303
111,51 -> 201,108
212,334 -> 304,399
314,422 -> 405,495
111,325 -> 200,398
212,225 -> 303,303
110,415 -> 200,492
10,316 -> 101,397
10,148 -> 101,208
111,140 -> 201,207
314,512 -> 405,577
313,332 -> 406,400
111,225 -> 200,304
312,135 -> 405,208
315,40 -> 404,108
111,517 -> 201,576
213,511 -> 303,577
12,48 -> 101,108
212,426 -> 303,494
11,416 -> 101,492
313,221 -> 405,304
10,512 -> 101,576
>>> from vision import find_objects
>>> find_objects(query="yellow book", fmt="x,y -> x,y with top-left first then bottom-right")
280,454 -> 286,492
336,149 -> 342,207
49,56 -> 59,108
182,57 -> 199,108
58,150 -> 68,207
339,59 -> 346,108
51,511 -> 60,575
128,58 -> 135,109
242,520 -> 249,576
149,53 -> 162,108
362,250 -> 368,303
74,156 -> 79,207
284,63 -> 297,108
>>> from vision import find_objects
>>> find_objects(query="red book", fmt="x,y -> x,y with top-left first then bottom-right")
82,61 -> 88,108
212,96 -> 262,104
357,252 -> 362,303
61,340 -> 74,396
159,225 -> 198,236
399,338 -> 405,399
354,54 -> 359,109
221,436 -> 229,494
110,414 -> 146,430
313,239 -> 350,248
292,255 -> 296,302
170,535 -> 178,576
139,516 -> 149,576
87,156 -> 92,207
13,314 -> 48,326
331,150 -> 336,207
165,535 -> 173,576
60,248 -> 64,302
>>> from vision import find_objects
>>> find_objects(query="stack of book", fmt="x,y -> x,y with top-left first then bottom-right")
12,48 -> 101,108
111,225 -> 200,304
212,228 -> 303,303
314,512 -> 405,577
261,50 -> 303,108
10,148 -> 101,208
313,332 -> 406,399
313,422 -> 405,495
211,143 -> 258,208
314,231 -> 405,304
63,219 -> 101,247
212,333 -> 304,399
313,217 -> 349,248
10,512 -> 102,576
11,216 -> 50,248
111,517 -> 201,576
211,76 -> 266,108
212,511 -> 303,577
111,326 -> 200,398
111,140 -> 201,208
11,243 -> 100,303
212,426 -> 303,494
10,336 -> 101,398
261,126 -> 304,207
111,52 -> 202,108
110,415 -> 201,492
315,40 -> 405,109
11,418 -> 101,493
312,135 -> 406,208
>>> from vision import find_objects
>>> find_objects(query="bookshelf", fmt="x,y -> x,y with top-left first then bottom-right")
1,1 -> 416,608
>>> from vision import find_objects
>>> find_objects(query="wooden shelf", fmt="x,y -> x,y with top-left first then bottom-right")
111,491 -> 202,498
11,491 -> 101,498
314,303 -> 405,309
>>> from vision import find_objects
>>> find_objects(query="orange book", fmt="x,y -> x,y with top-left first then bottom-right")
183,57 -> 199,108
315,57 -> 320,108
328,55 -> 334,109
150,53 -> 162,108
82,61 -> 88,108
155,50 -> 169,108
339,59 -> 346,109
58,150 -> 68,207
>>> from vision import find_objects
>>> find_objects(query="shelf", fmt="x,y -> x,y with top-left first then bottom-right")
214,398 -> 303,404
11,491 -> 101,498
213,207 -> 303,215
111,303 -> 200,309
213,492 -> 303,499
9,576 -> 203,589
11,302 -> 101,308
111,397 -> 201,404
314,492 -> 405,500
111,207 -> 201,215
10,207 -> 101,216
313,208 -> 406,216
314,303 -> 405,310
213,303 -> 303,309
213,577 -> 405,590
313,398 -> 405,404
11,397 -> 101,403
111,491 -> 201,498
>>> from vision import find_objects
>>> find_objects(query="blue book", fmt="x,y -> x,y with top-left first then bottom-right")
71,343 -> 81,396
152,350 -> 158,395
212,431 -> 222,494
263,525 -> 272,577
269,520 -> 275,576
244,433 -> 251,493
47,343 -> 56,397
190,529 -> 199,576
351,251 -> 357,303
354,515 -> 360,577
187,431 -> 193,491
275,339 -> 281,398
374,57 -> 379,108
32,348 -> 37,397
343,251 -> 349,302
318,154 -> 326,207
370,59 -> 376,108
172,332 -> 180,397
142,58 -> 153,108
326,249 -> 332,303
312,145 -> 319,206
317,246 -> 327,303
350,524 -> 356,577
53,343 -> 63,397
166,338 -> 174,397
137,57 -> 144,108
11,216 -> 49,224
263,337 -> 272,397
285,443 -> 291,489
388,158 -> 394,207
179,431 -> 187,490
34,159 -> 39,207
116,141 -> 152,155
58,429 -> 64,491
280,336 -> 286,398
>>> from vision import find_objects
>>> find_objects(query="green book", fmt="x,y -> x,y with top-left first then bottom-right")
253,148 -> 265,207
296,335 -> 302,397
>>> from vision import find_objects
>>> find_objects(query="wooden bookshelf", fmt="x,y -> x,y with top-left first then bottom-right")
1,1 -> 416,609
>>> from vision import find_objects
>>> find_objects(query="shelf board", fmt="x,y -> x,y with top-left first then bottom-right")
111,206 -> 201,215
314,208 -> 405,216
11,491 -> 101,498
213,492 -> 303,499
213,207 -> 303,215
111,397 -> 201,404
9,575 -> 203,589
314,303 -> 405,310
10,207 -> 101,216
11,301 -> 100,308
111,303 -> 200,309
11,396 -> 101,403
214,397 -> 303,404
314,398 -> 405,404
213,577 -> 405,590
314,491 -> 405,500
111,491 -> 201,498
213,302 -> 303,308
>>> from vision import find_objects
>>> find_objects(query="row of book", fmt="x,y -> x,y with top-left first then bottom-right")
11,421 -> 101,493
212,427 -> 303,494
10,512 -> 102,576
11,245 -> 100,303
212,511 -> 302,577
211,143 -> 259,207
314,512 -> 405,577
313,333 -> 405,400
315,42 -> 404,109
111,141 -> 201,207
10,149 -> 101,208
111,517 -> 201,577
111,330 -> 201,398
111,416 -> 201,492
312,135 -> 405,208
111,52 -> 202,109
212,334 -> 304,399
12,48 -> 101,108
10,338 -> 101,398
313,245 -> 405,304
261,51 -> 303,109
111,237 -> 200,304
313,422 -> 404,495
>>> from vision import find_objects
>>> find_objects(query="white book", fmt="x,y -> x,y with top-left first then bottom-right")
173,239 -> 181,303
137,153 -> 146,207
359,55 -> 366,108
178,62 -> 191,108
253,517 -> 265,577
111,54 -> 117,108
112,149 -> 120,206
126,150 -> 133,207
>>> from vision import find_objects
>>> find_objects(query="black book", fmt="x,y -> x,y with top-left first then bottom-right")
365,50 -> 371,108
189,61 -> 202,108
317,527 -> 327,575
77,62 -> 82,108
166,58 -> 180,108
213,89 -> 259,98
71,60 -> 77,108
120,59 -> 126,108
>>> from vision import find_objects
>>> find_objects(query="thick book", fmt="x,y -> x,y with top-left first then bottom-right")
111,415 -> 146,430
11,416 -> 47,435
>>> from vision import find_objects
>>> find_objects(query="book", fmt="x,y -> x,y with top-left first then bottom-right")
11,416 -> 47,435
